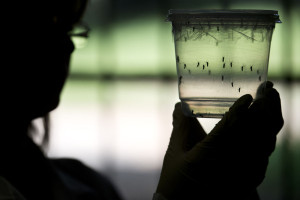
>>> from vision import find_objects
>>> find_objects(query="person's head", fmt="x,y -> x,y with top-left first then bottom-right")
8,0 -> 88,121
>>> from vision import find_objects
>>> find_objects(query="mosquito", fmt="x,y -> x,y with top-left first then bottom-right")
179,76 -> 182,85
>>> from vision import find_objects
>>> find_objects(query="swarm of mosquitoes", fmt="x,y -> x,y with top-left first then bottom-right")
177,55 -> 262,93
177,24 -> 261,116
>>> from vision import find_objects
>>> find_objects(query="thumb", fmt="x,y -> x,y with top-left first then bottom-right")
170,102 -> 207,152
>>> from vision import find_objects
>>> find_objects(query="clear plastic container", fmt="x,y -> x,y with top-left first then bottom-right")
167,9 -> 281,118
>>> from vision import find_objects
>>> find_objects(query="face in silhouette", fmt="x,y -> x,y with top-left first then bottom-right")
16,15 -> 75,121
9,1 -> 87,121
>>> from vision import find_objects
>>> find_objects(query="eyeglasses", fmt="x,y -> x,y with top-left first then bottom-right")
69,22 -> 90,48
69,22 -> 90,38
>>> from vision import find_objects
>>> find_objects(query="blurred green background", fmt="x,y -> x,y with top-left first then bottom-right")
42,0 -> 300,200
70,0 -> 300,78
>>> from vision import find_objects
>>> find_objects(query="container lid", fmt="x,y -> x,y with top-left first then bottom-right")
167,9 -> 281,23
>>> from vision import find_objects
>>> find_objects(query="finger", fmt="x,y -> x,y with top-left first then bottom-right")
265,88 -> 284,125
249,87 -> 283,156
255,81 -> 274,100
266,81 -> 274,88
187,94 -> 253,162
170,102 -> 207,152
212,94 -> 253,136
229,94 -> 253,114
250,87 -> 284,135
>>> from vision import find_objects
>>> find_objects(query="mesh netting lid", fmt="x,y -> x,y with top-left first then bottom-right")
167,9 -> 281,23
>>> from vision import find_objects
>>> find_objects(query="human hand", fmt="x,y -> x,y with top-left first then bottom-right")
155,82 -> 284,200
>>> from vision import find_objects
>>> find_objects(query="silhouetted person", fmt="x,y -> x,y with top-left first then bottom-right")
2,0 -> 122,200
2,0 -> 284,200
